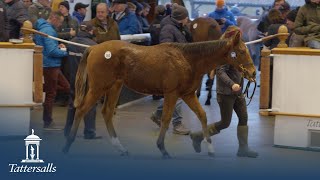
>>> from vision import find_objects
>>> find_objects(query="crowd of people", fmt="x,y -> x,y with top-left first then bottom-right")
0,0 -> 319,156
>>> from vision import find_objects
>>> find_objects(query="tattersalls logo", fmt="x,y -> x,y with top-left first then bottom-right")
8,129 -> 57,173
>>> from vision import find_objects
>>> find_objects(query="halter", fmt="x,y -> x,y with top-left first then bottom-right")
229,51 -> 256,106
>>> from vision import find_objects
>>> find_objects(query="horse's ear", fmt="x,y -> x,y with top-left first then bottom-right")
232,31 -> 241,46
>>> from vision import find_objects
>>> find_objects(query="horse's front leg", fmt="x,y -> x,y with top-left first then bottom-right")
157,93 -> 179,159
101,81 -> 128,156
182,93 -> 214,156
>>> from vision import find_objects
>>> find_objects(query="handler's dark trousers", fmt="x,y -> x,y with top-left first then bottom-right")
63,57 -> 97,138
43,67 -> 70,127
215,93 -> 248,131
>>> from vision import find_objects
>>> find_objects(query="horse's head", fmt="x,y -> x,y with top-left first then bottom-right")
221,26 -> 256,82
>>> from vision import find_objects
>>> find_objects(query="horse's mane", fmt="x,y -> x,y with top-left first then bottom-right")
169,40 -> 228,56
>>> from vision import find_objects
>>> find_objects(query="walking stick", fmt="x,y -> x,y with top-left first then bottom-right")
21,27 -> 90,48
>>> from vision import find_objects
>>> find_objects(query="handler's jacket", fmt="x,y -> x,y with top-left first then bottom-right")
35,18 -> 67,68
294,1 -> 320,44
66,31 -> 97,93
216,64 -> 242,95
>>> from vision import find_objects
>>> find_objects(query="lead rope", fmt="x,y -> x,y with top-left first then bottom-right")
242,79 -> 257,106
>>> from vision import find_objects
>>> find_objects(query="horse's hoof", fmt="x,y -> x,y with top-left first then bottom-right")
162,153 -> 172,159
120,151 -> 129,156
208,152 -> 215,157
62,146 -> 69,154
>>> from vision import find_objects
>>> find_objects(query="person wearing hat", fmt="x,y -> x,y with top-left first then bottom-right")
258,0 -> 286,34
91,3 -> 120,43
208,0 -> 236,33
150,3 -> 191,135
111,0 -> 141,35
73,3 -> 89,23
64,21 -> 101,139
57,1 -> 79,41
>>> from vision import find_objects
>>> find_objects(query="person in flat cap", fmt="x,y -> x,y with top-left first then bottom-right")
208,0 -> 236,33
73,2 -> 89,23
150,3 -> 192,135
64,21 -> 101,140
111,0 -> 141,34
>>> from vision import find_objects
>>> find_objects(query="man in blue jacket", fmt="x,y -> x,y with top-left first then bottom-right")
35,11 -> 70,130
208,0 -> 236,33
111,0 -> 141,35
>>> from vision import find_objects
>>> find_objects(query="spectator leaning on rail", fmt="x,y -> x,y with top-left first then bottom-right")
208,0 -> 237,33
28,0 -> 52,27
91,3 -> 120,44
286,7 -> 304,47
150,3 -> 192,135
111,0 -> 141,35
294,0 -> 320,49
4,0 -> 29,39
34,11 -> 70,130
257,0 -> 286,34
64,21 -> 101,140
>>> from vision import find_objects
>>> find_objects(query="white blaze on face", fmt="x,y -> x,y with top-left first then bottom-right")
104,51 -> 112,60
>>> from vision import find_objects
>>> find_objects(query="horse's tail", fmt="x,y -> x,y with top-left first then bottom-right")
74,47 -> 91,108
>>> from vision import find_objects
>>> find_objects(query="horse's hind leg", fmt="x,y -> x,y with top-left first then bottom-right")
101,81 -> 128,155
63,89 -> 102,153
157,94 -> 178,158
196,75 -> 203,98
182,93 -> 214,156
205,70 -> 215,106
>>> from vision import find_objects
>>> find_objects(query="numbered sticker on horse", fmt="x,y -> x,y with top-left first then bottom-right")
193,23 -> 198,29
231,52 -> 237,58
104,51 -> 112,60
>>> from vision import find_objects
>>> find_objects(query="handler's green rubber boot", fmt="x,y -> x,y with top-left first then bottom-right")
190,124 -> 219,153
237,126 -> 258,158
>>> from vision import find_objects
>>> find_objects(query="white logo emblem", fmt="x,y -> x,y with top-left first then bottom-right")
21,129 -> 44,163
104,51 -> 112,59
8,129 -> 57,173
193,23 -> 198,29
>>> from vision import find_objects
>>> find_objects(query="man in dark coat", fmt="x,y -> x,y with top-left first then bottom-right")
0,2 -> 8,41
4,0 -> 29,39
150,3 -> 192,135
64,21 -> 101,139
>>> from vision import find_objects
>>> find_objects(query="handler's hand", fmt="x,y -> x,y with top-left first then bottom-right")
232,83 -> 241,92
59,44 -> 66,48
